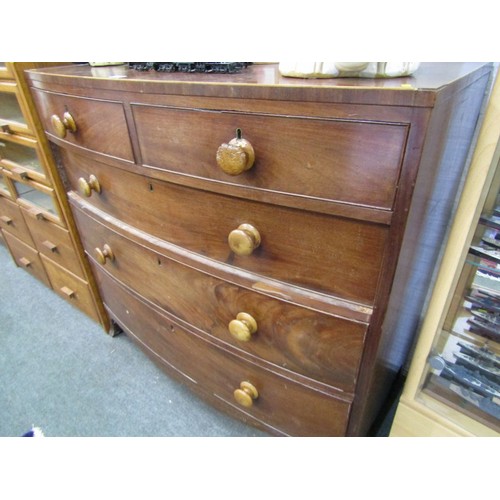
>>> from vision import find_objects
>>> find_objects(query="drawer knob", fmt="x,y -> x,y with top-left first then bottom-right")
233,381 -> 259,408
216,129 -> 255,176
50,111 -> 77,138
19,257 -> 31,268
95,244 -> 114,265
78,174 -> 101,197
228,223 -> 261,256
42,240 -> 58,252
229,312 -> 258,342
60,286 -> 75,298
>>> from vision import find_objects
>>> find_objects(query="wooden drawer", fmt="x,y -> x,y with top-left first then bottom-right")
64,152 -> 388,305
2,231 -> 51,287
95,265 -> 352,436
72,200 -> 367,393
132,104 -> 408,210
0,195 -> 34,245
41,255 -> 99,322
30,88 -> 134,162
20,205 -> 83,277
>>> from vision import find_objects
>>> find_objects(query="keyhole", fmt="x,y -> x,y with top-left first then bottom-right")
236,128 -> 242,139
148,183 -> 154,192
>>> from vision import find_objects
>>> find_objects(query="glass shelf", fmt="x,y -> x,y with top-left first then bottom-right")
0,139 -> 45,178
0,91 -> 27,126
12,180 -> 58,219
421,185 -> 500,433
0,173 -> 10,196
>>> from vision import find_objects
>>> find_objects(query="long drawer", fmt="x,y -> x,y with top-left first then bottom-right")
63,150 -> 388,305
30,88 -> 134,162
132,103 -> 408,211
72,198 -> 367,392
94,264 -> 352,436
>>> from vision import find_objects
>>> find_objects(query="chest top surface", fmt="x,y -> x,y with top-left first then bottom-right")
26,62 -> 490,107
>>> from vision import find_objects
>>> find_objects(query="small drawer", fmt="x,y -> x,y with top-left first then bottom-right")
95,265 -> 352,436
65,152 -> 388,305
30,88 -> 134,162
2,231 -> 51,287
73,202 -> 367,392
0,195 -> 34,245
41,255 -> 99,323
20,205 -> 83,276
132,103 -> 408,210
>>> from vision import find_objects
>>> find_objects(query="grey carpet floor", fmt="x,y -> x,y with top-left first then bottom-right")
0,241 -> 267,437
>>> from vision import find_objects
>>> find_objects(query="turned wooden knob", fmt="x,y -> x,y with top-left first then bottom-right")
228,312 -> 258,342
233,381 -> 259,408
95,244 -> 114,265
228,223 -> 261,256
78,174 -> 101,197
51,111 -> 77,138
216,129 -> 255,176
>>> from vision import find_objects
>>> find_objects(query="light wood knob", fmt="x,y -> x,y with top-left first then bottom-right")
51,111 -> 77,138
42,240 -> 58,252
228,223 -> 261,256
95,244 -> 114,265
216,129 -> 255,176
233,381 -> 259,408
60,286 -> 75,298
228,312 -> 258,342
78,174 -> 101,197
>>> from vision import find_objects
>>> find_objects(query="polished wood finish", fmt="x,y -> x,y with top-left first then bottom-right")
58,150 -> 388,305
32,89 -> 134,161
26,63 -> 492,436
93,264 -> 352,436
70,198 -> 367,393
0,62 -> 108,330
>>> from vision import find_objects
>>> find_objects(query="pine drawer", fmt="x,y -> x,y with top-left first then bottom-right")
0,195 -> 34,245
41,255 -> 99,322
21,205 -> 83,277
2,231 -> 50,286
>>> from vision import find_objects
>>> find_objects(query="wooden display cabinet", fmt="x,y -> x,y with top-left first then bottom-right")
0,62 -> 108,329
390,71 -> 500,437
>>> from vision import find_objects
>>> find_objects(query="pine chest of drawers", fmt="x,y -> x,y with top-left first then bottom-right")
27,63 -> 492,436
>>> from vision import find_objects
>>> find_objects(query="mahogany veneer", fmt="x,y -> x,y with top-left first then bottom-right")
26,63 -> 492,436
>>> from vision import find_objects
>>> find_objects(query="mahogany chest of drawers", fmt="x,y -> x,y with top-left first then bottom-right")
27,63 -> 492,436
